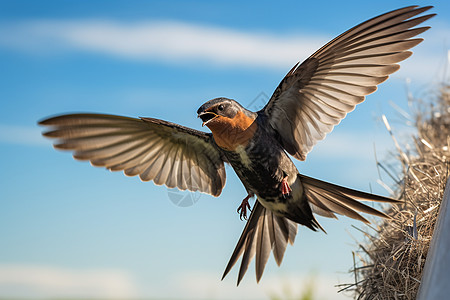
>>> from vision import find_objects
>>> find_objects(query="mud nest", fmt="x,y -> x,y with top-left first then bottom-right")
345,84 -> 450,299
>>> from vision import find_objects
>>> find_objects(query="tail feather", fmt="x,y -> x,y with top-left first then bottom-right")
307,188 -> 370,223
300,174 -> 401,223
237,222 -> 257,284
223,175 -> 401,285
300,174 -> 401,203
268,213 -> 286,266
222,201 -> 297,286
255,212 -> 271,282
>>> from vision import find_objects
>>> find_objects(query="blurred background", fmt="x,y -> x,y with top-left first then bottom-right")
0,1 -> 449,299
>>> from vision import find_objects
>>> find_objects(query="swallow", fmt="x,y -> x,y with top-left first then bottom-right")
39,6 -> 434,286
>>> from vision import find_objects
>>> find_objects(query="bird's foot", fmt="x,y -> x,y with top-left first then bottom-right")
281,176 -> 292,198
237,194 -> 252,220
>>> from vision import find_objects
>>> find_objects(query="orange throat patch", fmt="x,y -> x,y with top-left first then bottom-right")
205,111 -> 257,151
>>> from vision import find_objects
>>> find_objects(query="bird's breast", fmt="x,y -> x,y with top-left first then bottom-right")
207,111 -> 257,151
223,140 -> 298,199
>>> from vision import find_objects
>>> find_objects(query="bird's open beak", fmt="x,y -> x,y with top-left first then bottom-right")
198,111 -> 219,127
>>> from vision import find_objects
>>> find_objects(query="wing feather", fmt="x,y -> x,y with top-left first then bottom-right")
39,113 -> 226,196
110,140 -> 161,171
263,6 -> 434,160
154,144 -> 176,185
166,146 -> 181,188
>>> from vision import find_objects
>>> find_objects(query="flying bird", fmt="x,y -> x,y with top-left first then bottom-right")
39,6 -> 434,286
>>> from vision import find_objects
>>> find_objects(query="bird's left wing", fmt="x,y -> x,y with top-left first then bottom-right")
39,113 -> 226,196
262,6 -> 434,161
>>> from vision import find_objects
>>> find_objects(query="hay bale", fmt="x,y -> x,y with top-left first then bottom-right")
347,84 -> 450,299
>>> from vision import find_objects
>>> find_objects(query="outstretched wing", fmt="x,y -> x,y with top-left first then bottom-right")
263,6 -> 434,161
222,201 -> 298,286
39,113 -> 226,196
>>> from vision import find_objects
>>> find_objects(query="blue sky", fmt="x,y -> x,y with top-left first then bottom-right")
0,1 -> 449,299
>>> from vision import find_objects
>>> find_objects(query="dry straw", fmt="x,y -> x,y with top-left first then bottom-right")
341,84 -> 450,299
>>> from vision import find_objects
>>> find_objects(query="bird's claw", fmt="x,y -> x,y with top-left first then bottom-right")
281,176 -> 292,198
237,194 -> 252,220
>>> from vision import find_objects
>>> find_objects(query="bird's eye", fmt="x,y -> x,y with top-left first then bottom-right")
218,104 -> 224,111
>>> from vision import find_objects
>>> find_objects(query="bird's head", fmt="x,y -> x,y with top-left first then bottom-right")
197,97 -> 244,128
197,97 -> 257,150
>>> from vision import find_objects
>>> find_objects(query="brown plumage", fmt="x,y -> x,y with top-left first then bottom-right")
39,6 -> 435,286
40,114 -> 226,196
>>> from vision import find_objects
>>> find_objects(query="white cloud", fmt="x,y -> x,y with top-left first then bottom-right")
0,20 -> 324,70
168,270 -> 349,300
0,264 -> 139,299
1,19 -> 447,82
0,264 -> 352,299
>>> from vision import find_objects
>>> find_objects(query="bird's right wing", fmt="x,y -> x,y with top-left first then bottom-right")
222,201 -> 298,286
39,113 -> 226,196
